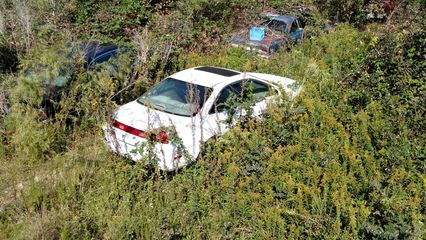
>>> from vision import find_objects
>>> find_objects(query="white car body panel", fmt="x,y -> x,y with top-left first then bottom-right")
246,72 -> 301,97
103,66 -> 301,171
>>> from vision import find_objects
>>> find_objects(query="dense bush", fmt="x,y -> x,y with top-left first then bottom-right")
73,0 -> 151,39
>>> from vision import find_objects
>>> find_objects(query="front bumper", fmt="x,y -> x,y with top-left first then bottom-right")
231,43 -> 270,58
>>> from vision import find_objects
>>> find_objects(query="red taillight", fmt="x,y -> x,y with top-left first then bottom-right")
149,130 -> 169,144
159,131 -> 168,144
113,120 -> 128,131
112,120 -> 168,144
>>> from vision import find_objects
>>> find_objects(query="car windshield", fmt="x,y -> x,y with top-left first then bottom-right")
137,78 -> 211,117
260,19 -> 288,33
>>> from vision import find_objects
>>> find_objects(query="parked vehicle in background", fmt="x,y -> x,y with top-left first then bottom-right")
103,66 -> 302,171
231,13 -> 305,56
366,0 -> 395,22
22,41 -> 129,117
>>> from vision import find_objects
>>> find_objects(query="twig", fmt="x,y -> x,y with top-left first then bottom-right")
386,0 -> 405,25
110,81 -> 137,100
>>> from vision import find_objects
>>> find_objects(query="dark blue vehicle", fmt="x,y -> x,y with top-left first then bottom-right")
23,41 -> 129,117
231,14 -> 305,56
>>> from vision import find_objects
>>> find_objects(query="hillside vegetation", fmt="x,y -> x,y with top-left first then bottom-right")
0,0 -> 425,239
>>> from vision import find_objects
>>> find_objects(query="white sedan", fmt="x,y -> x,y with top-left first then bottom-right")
103,66 -> 301,171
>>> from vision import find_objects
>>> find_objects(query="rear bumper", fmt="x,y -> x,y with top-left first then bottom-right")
102,124 -> 189,171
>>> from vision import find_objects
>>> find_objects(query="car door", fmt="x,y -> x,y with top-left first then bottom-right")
201,79 -> 275,139
289,19 -> 304,40
202,85 -> 236,138
244,79 -> 275,117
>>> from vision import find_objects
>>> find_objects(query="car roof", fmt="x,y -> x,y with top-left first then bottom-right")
84,42 -> 120,66
171,66 -> 244,88
267,14 -> 296,25
70,41 -> 122,67
170,66 -> 299,91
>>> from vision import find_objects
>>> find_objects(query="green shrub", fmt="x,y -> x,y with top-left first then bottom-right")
73,0 -> 151,39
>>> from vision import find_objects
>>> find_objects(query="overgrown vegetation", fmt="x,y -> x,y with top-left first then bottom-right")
0,0 -> 425,239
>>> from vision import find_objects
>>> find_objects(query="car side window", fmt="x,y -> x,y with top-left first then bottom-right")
245,79 -> 271,100
209,80 -> 273,114
296,19 -> 301,29
289,22 -> 297,33
209,86 -> 234,114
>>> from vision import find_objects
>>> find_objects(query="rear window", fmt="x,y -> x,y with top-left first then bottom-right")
137,78 -> 211,117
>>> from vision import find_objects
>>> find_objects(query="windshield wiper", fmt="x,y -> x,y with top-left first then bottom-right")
153,103 -> 166,110
137,99 -> 193,117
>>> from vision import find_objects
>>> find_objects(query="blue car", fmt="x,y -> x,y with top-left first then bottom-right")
231,13 -> 305,56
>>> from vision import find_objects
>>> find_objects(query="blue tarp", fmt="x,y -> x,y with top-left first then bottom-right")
249,27 -> 265,41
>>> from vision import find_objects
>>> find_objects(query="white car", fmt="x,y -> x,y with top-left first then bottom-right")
103,66 -> 301,171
